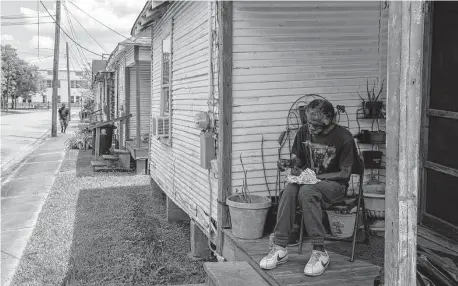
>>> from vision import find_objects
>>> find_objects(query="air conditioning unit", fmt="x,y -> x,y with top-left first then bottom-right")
152,116 -> 170,138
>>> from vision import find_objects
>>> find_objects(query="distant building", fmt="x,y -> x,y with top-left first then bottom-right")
39,69 -> 87,106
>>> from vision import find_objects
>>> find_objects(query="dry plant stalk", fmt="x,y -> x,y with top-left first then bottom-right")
236,153 -> 252,203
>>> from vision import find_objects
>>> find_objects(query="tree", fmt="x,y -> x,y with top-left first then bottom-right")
1,45 -> 18,111
77,64 -> 96,111
1,45 -> 46,110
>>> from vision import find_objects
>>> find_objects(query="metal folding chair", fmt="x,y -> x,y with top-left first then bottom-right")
298,156 -> 370,262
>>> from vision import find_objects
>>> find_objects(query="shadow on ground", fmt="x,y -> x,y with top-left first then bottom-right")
61,183 -> 207,285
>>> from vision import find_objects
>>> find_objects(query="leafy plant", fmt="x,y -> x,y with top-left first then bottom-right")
235,153 -> 252,203
355,78 -> 385,102
64,128 -> 92,150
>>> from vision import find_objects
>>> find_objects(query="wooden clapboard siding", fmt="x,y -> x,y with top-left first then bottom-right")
231,1 -> 387,196
150,1 -> 219,235
128,62 -> 151,139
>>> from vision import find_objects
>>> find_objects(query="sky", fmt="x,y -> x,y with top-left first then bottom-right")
1,0 -> 149,71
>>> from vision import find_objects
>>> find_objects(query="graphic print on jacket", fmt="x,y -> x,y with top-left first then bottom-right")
303,142 -> 337,174
291,124 -> 357,186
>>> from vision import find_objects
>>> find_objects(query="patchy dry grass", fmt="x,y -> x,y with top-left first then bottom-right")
11,150 -> 209,286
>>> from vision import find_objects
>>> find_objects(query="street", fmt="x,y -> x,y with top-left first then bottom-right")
1,109 -> 54,179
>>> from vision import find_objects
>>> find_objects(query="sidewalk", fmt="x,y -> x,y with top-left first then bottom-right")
1,121 -> 77,286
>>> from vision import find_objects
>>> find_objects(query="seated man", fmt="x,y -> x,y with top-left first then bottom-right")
260,99 -> 356,276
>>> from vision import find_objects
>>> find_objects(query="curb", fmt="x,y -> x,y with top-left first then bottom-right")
1,129 -> 51,184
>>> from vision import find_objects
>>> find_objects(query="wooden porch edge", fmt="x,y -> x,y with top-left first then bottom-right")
221,230 -> 281,286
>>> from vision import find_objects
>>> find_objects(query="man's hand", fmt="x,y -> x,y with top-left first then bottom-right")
291,166 -> 303,176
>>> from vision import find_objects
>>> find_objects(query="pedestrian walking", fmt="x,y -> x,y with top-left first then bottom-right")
58,103 -> 69,133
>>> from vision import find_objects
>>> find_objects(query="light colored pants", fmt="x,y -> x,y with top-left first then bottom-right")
60,118 -> 68,129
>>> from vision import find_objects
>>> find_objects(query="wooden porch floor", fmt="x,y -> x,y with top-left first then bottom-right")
223,230 -> 381,286
125,140 -> 148,159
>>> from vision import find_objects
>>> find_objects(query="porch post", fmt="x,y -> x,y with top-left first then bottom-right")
134,45 -> 141,149
105,73 -> 112,121
125,66 -> 130,140
385,1 -> 425,285
216,0 -> 233,255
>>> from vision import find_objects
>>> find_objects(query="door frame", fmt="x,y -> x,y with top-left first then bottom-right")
419,1 -> 458,241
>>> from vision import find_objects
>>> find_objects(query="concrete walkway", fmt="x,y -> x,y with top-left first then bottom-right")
1,121 -> 77,286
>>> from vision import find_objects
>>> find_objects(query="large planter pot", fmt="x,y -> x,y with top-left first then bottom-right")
227,194 -> 272,240
362,101 -> 384,118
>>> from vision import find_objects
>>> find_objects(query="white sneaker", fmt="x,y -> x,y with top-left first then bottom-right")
259,244 -> 288,270
304,250 -> 330,276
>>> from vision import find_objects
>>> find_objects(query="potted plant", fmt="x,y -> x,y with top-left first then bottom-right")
226,154 -> 272,239
356,79 -> 385,118
362,150 -> 383,168
368,130 -> 386,144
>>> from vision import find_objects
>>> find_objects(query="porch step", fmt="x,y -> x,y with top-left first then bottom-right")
102,154 -> 119,160
94,165 -> 130,172
113,149 -> 130,155
91,160 -> 107,167
204,261 -> 269,286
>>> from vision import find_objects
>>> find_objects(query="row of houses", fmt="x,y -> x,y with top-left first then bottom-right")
90,1 -> 457,285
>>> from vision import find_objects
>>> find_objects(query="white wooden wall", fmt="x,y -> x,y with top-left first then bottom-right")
150,1 -> 218,234
231,1 -> 388,196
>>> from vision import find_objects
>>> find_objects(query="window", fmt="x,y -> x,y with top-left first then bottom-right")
76,96 -> 80,103
71,80 -> 76,88
76,80 -> 87,89
57,96 -> 61,103
71,96 -> 75,103
75,71 -> 82,76
47,70 -> 53,75
161,34 -> 172,116
58,80 -> 61,88
46,80 -> 52,88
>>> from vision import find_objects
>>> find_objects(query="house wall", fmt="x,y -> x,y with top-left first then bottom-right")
125,46 -> 152,67
149,1 -> 219,235
231,1 -> 388,196
128,62 -> 151,139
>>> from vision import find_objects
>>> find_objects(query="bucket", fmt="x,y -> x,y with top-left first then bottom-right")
363,193 -> 385,219
326,211 -> 360,238
369,131 -> 386,144
227,194 -> 272,240
363,101 -> 384,118
362,150 -> 383,167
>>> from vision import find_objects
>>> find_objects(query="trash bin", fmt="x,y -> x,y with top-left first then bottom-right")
92,124 -> 117,155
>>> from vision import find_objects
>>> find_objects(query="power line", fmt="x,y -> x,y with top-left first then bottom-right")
1,22 -> 54,26
40,1 -> 101,57
1,15 -> 53,19
67,0 -> 130,40
62,4 -> 91,66
64,4 -> 106,53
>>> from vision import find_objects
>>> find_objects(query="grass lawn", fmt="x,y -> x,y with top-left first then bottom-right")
12,149 -> 210,285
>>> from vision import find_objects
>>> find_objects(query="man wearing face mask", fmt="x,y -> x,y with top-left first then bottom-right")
260,99 -> 357,277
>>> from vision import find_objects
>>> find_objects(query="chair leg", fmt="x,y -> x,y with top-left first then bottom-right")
298,214 -> 304,254
360,193 -> 371,245
350,194 -> 361,262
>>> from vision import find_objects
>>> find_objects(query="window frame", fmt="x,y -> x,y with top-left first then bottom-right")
158,20 -> 173,143
160,28 -> 172,117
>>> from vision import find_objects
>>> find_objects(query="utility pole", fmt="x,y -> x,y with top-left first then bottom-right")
51,0 -> 62,137
66,42 -> 71,121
